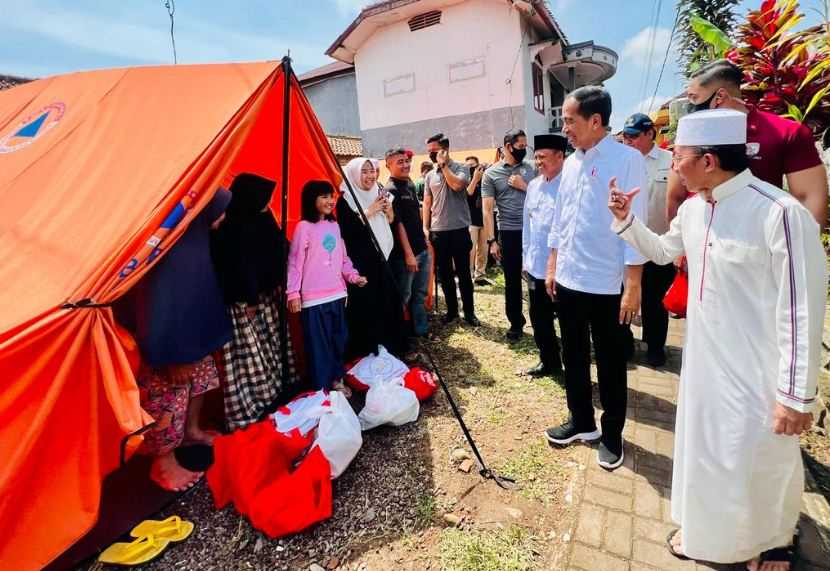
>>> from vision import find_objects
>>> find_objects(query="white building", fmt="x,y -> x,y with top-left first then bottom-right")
304,0 -> 617,158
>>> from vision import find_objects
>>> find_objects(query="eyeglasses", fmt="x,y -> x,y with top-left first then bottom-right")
671,153 -> 702,164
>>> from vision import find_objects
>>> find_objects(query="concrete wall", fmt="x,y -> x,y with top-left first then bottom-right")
520,20 -> 550,140
301,72 -> 361,136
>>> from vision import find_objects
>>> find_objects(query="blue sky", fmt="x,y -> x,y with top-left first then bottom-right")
2,0 -> 825,131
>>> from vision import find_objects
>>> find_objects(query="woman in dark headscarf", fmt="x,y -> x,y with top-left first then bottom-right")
336,158 -> 405,359
211,173 -> 299,431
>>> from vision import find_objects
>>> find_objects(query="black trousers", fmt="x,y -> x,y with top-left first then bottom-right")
641,262 -> 676,353
528,277 -> 562,370
431,227 -> 474,317
499,229 -> 526,330
556,283 -> 628,453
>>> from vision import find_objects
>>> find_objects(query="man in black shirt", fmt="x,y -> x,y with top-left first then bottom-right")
465,156 -> 489,285
384,148 -> 432,337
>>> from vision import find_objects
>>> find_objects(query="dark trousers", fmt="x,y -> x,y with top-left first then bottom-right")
528,277 -> 562,370
431,227 -> 475,317
641,262 -> 676,353
556,283 -> 628,453
301,299 -> 347,391
499,229 -> 526,330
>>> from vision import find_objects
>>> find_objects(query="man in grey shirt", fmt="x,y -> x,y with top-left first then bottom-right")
482,128 -> 537,339
422,133 -> 479,326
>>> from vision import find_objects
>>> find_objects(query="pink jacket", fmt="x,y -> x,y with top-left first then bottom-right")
287,220 -> 361,307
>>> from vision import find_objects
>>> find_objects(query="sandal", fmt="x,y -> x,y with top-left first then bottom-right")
98,534 -> 171,566
130,515 -> 194,542
666,529 -> 689,560
752,533 -> 798,570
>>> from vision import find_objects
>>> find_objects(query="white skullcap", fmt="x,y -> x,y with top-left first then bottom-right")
675,108 -> 747,146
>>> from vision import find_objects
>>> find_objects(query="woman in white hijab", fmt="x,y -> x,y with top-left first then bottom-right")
336,157 -> 404,359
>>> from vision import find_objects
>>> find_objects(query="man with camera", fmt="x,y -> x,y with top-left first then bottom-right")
422,133 -> 479,326
482,129 -> 537,340
465,156 -> 489,285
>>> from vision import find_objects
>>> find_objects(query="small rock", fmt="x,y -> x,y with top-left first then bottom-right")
505,507 -> 523,519
562,532 -> 571,543
458,458 -> 475,473
254,536 -> 265,554
469,386 -> 478,395
443,513 -> 462,527
326,557 -> 340,570
547,530 -> 557,540
565,493 -> 573,504
362,508 -> 376,523
451,448 -> 470,462
309,565 -> 325,571
357,563 -> 368,571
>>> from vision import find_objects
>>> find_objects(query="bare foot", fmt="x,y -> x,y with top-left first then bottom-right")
670,529 -> 685,556
151,452 -> 203,492
332,380 -> 353,398
747,557 -> 790,571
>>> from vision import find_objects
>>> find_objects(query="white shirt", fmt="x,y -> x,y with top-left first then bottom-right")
522,173 -> 560,279
547,135 -> 647,294
612,169 -> 825,562
644,144 -> 672,235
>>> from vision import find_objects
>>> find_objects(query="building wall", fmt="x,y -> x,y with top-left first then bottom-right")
520,21 -> 550,140
301,72 -> 361,136
353,0 -> 528,154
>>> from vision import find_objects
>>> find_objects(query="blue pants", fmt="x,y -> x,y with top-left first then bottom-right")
391,248 -> 431,337
300,299 -> 347,391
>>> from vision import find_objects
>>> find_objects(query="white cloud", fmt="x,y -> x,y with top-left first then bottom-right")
610,93 -> 674,131
620,26 -> 673,67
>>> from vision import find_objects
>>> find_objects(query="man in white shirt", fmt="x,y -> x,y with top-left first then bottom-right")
522,134 -> 567,376
622,112 -> 675,367
544,86 -> 647,470
609,108 -> 824,570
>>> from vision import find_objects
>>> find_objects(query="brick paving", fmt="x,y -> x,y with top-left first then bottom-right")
563,318 -> 830,571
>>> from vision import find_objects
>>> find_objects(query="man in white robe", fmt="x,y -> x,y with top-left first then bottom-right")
608,108 -> 825,570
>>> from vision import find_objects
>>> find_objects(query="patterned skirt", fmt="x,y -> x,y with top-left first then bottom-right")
222,290 -> 299,431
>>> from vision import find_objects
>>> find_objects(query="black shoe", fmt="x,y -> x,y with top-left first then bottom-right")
474,276 -> 492,286
597,441 -> 625,471
545,420 -> 601,447
646,348 -> 666,368
441,313 -> 459,325
525,362 -> 553,377
464,314 -> 481,327
505,327 -> 523,341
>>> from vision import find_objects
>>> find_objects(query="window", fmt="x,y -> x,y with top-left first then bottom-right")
532,64 -> 545,115
408,10 -> 441,32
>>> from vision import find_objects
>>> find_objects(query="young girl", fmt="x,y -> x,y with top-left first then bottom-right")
287,180 -> 367,393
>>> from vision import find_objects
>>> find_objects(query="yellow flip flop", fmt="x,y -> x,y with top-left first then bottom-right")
98,534 -> 170,566
130,515 -> 194,542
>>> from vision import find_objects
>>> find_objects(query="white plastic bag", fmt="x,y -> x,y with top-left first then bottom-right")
346,345 -> 410,390
358,378 -> 420,431
271,390 -> 329,436
314,391 -> 363,479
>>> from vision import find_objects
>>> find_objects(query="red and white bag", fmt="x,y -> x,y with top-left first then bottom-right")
403,367 -> 438,401
345,345 -> 409,391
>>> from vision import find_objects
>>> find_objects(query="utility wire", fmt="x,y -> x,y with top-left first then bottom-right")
648,7 -> 681,113
164,0 -> 177,64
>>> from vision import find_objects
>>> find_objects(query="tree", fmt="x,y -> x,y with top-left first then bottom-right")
677,0 -> 741,76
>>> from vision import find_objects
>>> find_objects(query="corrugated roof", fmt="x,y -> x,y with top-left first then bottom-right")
0,75 -> 32,91
327,134 -> 364,157
297,61 -> 354,84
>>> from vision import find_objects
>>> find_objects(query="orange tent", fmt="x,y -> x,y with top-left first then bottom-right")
0,60 -> 342,570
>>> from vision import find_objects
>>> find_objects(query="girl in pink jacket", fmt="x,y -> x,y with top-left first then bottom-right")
287,180 -> 367,391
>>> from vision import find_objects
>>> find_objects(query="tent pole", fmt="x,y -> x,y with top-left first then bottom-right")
279,56 -> 292,384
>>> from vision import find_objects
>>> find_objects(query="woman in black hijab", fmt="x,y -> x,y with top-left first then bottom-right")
211,173 -> 299,430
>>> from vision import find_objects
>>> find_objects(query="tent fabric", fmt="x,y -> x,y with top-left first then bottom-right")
0,61 -> 343,570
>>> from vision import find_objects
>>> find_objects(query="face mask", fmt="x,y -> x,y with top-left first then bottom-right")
429,151 -> 438,163
691,90 -> 718,112
511,147 -> 527,163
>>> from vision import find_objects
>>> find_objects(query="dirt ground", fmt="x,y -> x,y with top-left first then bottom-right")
85,275 -> 584,571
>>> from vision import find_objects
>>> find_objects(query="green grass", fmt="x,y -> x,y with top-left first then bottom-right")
415,493 -> 437,527
499,439 -> 563,504
439,525 -> 540,571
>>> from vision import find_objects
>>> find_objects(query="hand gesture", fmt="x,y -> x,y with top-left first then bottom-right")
619,285 -> 640,324
366,196 -> 385,218
545,274 -> 557,300
508,174 -> 528,191
608,176 -> 640,221
489,240 -> 502,262
437,149 -> 449,168
288,298 -> 302,313
772,403 -> 813,435
355,276 -> 368,287
405,253 -> 419,273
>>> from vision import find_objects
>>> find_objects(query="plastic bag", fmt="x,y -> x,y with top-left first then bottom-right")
404,367 -> 438,401
271,390 -> 330,437
358,378 -> 420,431
663,268 -> 688,318
345,345 -> 410,391
314,391 -> 363,478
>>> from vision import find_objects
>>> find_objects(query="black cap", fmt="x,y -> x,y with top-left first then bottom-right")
534,134 -> 567,152
623,113 -> 654,136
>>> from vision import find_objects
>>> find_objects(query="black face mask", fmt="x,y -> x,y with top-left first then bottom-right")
429,151 -> 438,163
691,91 -> 717,112
510,147 -> 527,163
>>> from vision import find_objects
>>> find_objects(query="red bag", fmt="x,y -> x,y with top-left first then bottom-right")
404,367 -> 438,401
663,268 -> 688,318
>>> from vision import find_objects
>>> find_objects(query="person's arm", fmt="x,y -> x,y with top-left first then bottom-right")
786,164 -> 828,228
438,151 -> 468,192
286,222 -> 307,312
396,222 -> 418,272
768,202 -> 825,432
521,194 -> 530,272
467,168 -> 482,196
422,192 -> 432,237
544,249 -> 557,299
544,190 -> 562,299
483,197 -> 500,261
666,169 -> 687,223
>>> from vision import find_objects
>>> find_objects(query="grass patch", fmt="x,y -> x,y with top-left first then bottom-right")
415,493 -> 437,526
439,525 -> 539,571
499,439 -> 562,504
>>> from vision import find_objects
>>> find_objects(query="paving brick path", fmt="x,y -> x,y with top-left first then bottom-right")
564,318 -> 830,571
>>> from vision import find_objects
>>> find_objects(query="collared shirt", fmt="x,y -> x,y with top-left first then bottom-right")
644,144 -> 672,235
481,159 -> 537,230
385,177 -> 427,258
522,172 -> 560,279
548,135 -> 647,295
424,160 -> 471,231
